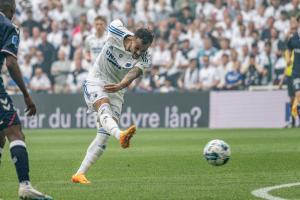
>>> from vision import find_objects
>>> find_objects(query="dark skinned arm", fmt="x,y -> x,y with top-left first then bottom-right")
5,54 -> 36,116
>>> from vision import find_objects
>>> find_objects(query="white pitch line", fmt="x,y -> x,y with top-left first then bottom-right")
251,182 -> 300,200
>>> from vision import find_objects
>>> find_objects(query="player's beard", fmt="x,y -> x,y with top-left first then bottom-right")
132,53 -> 139,59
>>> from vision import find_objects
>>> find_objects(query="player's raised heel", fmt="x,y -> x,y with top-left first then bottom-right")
120,125 -> 137,149
71,173 -> 91,184
18,183 -> 53,200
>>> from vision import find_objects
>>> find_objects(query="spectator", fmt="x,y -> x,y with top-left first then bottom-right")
178,39 -> 194,71
261,16 -> 275,41
66,57 -> 88,93
68,0 -> 89,22
51,50 -> 72,93
135,0 -> 155,24
231,24 -> 252,52
19,27 -> 33,58
21,9 -> 41,36
198,55 -> 219,91
38,31 -> 56,68
152,39 -> 171,74
285,0 -> 300,17
273,50 -> 286,85
30,67 -> 52,93
241,54 -> 265,87
165,43 -> 183,86
259,41 -> 276,84
49,1 -> 73,24
225,61 -> 243,90
216,54 -> 230,90
59,34 -> 75,60
119,0 -> 135,25
72,14 -> 90,48
274,11 -> 290,36
154,0 -> 172,22
32,50 -> 51,78
252,4 -> 267,30
134,70 -> 153,93
213,38 -> 231,65
31,26 -> 42,47
87,0 -> 109,25
19,54 -> 33,80
197,37 -> 218,67
159,78 -> 176,93
178,6 -> 194,25
47,21 -> 63,49
178,57 -> 199,91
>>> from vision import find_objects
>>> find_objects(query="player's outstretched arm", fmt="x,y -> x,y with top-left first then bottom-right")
104,67 -> 143,93
6,54 -> 36,116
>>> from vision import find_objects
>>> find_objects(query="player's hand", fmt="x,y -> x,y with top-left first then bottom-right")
104,83 -> 123,93
24,96 -> 37,116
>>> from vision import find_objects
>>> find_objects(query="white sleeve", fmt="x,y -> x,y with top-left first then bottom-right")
84,36 -> 91,52
108,19 -> 132,38
135,52 -> 151,74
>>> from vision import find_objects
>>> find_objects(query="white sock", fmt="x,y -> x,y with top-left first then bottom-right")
98,103 -> 120,140
76,128 -> 109,175
19,181 -> 31,188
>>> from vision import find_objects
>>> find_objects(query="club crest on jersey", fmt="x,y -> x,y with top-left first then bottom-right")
12,35 -> 19,48
124,63 -> 132,68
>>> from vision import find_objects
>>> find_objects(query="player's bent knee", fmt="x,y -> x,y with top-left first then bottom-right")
4,125 -> 25,142
93,98 -> 110,111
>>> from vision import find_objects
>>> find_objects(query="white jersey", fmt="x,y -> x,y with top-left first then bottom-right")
83,19 -> 151,117
86,19 -> 151,94
84,32 -> 107,63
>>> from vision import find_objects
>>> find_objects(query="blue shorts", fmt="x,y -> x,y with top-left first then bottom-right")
0,91 -> 21,131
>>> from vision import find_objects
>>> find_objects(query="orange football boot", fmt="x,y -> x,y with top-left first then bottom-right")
120,125 -> 137,148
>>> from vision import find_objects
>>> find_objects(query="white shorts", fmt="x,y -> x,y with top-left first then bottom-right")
82,80 -> 124,120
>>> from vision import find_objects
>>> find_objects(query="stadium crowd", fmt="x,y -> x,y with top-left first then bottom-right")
2,0 -> 300,94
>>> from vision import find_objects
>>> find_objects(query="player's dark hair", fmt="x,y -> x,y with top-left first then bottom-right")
0,0 -> 15,20
0,0 -> 15,13
134,28 -> 154,45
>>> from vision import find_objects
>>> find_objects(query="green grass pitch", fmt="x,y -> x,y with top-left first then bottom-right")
1,128 -> 300,200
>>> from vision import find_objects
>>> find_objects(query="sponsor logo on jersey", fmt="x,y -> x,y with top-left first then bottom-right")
106,49 -> 121,69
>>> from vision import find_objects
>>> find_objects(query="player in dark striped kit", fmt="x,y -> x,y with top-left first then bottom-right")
0,0 -> 52,199
286,16 -> 300,127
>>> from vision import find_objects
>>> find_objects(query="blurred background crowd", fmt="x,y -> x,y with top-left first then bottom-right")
2,0 -> 300,94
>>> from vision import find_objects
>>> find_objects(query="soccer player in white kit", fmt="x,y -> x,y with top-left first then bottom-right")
84,16 -> 107,64
72,19 -> 153,184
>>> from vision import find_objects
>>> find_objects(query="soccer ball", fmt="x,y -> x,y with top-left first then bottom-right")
203,139 -> 231,166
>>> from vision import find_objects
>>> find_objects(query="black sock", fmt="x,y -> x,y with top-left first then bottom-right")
292,116 -> 296,127
0,147 -> 3,163
10,141 -> 30,183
